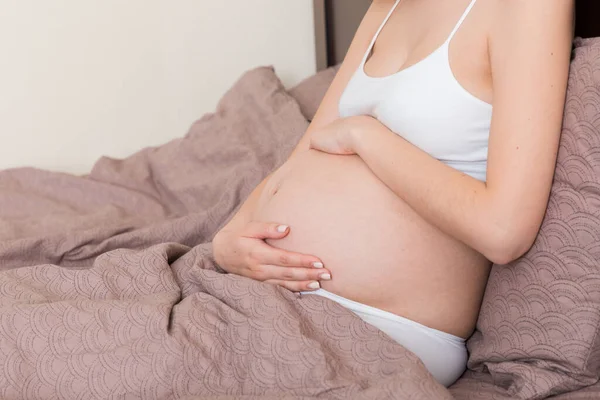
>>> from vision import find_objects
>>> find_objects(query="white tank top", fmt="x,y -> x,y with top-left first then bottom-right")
339,0 -> 492,182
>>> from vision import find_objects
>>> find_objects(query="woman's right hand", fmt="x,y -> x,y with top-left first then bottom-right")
212,221 -> 330,292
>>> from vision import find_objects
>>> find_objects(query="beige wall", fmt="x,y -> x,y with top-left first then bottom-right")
0,0 -> 316,174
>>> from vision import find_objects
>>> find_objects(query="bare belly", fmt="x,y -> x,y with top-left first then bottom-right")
253,149 -> 491,338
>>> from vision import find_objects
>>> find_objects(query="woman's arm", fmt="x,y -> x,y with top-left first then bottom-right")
220,0 -> 397,230
345,0 -> 574,265
213,1 -> 397,289
217,0 -> 393,233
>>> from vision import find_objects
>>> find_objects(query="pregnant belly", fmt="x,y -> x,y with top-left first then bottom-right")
253,149 -> 490,338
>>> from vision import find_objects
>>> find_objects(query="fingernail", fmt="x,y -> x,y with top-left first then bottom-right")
307,281 -> 320,289
312,262 -> 324,268
277,225 -> 288,233
320,273 -> 331,280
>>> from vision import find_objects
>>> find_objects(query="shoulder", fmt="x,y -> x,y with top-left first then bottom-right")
489,0 -> 575,38
486,0 -> 574,74
369,0 -> 397,13
489,0 -> 574,13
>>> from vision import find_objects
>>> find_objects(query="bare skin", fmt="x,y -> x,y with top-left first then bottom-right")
213,0 -> 574,339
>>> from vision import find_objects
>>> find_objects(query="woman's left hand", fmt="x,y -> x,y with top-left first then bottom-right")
309,115 -> 374,155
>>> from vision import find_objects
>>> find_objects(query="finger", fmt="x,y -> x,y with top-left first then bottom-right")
257,264 -> 331,282
264,279 -> 321,292
243,221 -> 290,240
253,242 -> 324,269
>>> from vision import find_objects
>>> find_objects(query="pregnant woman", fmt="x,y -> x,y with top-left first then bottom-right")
213,0 -> 574,386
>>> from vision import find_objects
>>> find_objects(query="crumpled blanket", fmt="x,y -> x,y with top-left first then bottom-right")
0,66 -> 451,399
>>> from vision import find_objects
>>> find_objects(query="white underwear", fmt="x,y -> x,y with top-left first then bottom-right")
301,289 -> 467,387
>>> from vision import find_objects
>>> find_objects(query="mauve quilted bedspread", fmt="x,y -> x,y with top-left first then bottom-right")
0,67 -> 451,399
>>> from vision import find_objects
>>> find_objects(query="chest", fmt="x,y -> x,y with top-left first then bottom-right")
339,49 -> 492,166
338,0 -> 493,178
363,0 -> 492,105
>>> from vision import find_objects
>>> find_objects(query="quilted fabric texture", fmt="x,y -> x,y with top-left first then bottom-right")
467,38 -> 600,399
451,371 -> 600,400
0,242 -> 452,399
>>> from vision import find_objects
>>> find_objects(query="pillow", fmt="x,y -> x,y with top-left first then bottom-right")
288,64 -> 341,121
0,66 -> 310,268
467,38 -> 600,399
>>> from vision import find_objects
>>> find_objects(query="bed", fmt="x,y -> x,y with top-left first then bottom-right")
1,4 -> 600,400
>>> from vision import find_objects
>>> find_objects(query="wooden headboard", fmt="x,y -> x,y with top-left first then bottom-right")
314,0 -> 600,70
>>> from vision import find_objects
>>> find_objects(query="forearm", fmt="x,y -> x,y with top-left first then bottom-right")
350,119 -> 528,264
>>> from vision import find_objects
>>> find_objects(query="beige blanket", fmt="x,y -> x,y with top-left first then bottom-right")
0,67 -> 452,399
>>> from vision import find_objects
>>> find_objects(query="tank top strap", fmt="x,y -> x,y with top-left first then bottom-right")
361,0 -> 402,65
446,0 -> 478,43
